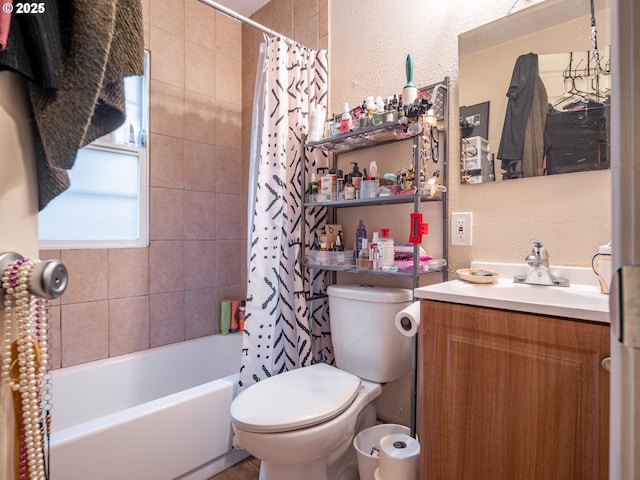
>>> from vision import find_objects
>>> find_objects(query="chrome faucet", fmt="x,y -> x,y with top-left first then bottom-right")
514,240 -> 570,287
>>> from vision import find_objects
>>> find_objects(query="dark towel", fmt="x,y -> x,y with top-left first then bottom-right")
0,0 -> 144,210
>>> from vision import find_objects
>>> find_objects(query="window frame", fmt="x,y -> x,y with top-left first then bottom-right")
38,51 -> 150,250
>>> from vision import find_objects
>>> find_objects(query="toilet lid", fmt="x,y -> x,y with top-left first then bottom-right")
231,363 -> 362,433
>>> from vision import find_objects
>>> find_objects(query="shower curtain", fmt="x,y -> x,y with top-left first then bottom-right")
240,36 -> 332,391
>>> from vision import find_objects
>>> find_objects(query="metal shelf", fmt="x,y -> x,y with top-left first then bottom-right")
305,264 -> 446,276
305,121 -> 423,154
304,192 -> 444,208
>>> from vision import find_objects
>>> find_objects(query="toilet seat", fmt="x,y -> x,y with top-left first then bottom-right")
231,363 -> 361,433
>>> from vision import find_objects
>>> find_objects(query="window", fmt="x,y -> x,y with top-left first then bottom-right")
39,52 -> 150,249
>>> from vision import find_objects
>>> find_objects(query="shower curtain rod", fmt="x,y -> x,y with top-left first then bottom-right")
197,0 -> 295,44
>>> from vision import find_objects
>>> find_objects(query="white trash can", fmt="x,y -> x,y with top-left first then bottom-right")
353,423 -> 410,480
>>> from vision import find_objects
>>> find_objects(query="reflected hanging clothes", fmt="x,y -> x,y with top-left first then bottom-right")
497,53 -> 548,177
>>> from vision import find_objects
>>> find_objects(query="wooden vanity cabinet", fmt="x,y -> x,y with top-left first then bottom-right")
418,300 -> 610,480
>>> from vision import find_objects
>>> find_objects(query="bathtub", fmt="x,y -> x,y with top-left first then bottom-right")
49,333 -> 248,480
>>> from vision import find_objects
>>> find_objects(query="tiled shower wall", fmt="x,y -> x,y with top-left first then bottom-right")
41,0 -> 328,370
42,0 -> 246,369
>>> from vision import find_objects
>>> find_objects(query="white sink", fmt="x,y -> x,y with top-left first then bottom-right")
414,262 -> 610,323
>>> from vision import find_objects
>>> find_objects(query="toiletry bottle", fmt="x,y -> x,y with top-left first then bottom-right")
308,105 -> 326,142
358,238 -> 369,270
307,171 -> 319,200
340,102 -> 351,133
369,232 -> 379,270
359,100 -> 369,128
319,242 -> 329,265
379,228 -> 395,267
355,219 -> 367,256
319,168 -> 333,202
220,299 -> 231,335
336,231 -> 345,251
369,160 -> 378,180
335,171 -> 345,200
344,175 -> 356,200
350,162 -> 363,191
238,300 -> 246,332
230,300 -> 240,333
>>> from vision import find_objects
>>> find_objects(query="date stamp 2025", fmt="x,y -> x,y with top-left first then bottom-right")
3,2 -> 46,14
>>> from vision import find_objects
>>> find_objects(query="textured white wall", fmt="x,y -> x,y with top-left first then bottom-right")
330,0 -> 612,426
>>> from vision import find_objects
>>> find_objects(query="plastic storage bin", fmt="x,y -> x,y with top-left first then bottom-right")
306,249 -> 355,267
353,423 -> 410,480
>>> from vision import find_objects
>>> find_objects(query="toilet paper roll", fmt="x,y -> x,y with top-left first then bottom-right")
378,433 -> 420,480
394,301 -> 421,337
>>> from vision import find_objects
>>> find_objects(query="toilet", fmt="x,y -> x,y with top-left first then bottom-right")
230,284 -> 413,480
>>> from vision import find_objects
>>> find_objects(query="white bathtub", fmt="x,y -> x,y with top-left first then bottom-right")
50,333 -> 247,480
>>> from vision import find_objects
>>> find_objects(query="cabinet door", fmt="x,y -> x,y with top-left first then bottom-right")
418,300 -> 609,480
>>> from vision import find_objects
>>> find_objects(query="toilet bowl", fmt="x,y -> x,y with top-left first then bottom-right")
230,285 -> 413,480
231,363 -> 381,480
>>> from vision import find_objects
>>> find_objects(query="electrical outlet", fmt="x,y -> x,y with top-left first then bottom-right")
451,212 -> 473,246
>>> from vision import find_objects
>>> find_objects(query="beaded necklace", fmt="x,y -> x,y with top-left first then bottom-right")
2,259 -> 51,480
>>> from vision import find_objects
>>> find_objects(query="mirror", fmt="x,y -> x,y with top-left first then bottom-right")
458,0 -> 610,184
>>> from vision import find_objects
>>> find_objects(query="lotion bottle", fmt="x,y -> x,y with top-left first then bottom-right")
355,219 -> 367,256
379,228 -> 395,267
340,102 -> 351,133
358,238 -> 369,270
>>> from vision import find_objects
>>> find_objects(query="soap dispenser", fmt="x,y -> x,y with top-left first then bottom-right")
350,162 -> 363,190
592,242 -> 612,294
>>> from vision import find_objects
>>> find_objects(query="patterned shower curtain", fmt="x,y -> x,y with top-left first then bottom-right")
239,37 -> 332,391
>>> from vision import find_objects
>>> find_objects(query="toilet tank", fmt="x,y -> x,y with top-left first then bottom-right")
327,284 -> 413,383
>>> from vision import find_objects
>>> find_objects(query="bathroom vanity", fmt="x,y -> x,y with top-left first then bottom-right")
414,271 -> 610,479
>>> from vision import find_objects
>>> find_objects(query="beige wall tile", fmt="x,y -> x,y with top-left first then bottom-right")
184,190 -> 215,240
216,54 -> 242,105
150,187 -> 185,240
150,291 -> 185,347
252,3 -> 273,31
109,296 -> 150,356
215,12 -> 242,61
150,133 -> 184,188
293,15 -> 318,50
61,301 -> 109,367
215,193 -> 243,240
271,0 -> 294,38
293,0 -> 317,27
150,27 -> 185,88
318,0 -> 328,39
215,240 -> 243,286
185,41 -> 217,96
213,146 -> 243,194
47,304 -> 61,370
185,287 -> 216,339
150,80 -> 184,137
184,140 -> 215,192
108,248 -> 150,298
185,0 -> 217,50
242,24 -> 255,64
183,91 -> 216,144
149,0 -> 185,36
149,241 -> 185,294
184,240 -> 216,289
215,100 -> 242,148
60,250 -> 109,304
